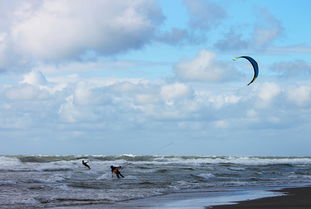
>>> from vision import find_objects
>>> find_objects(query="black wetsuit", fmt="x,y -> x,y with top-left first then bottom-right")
82,160 -> 91,169
111,166 -> 124,178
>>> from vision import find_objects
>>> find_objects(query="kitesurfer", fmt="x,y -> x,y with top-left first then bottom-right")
110,165 -> 124,178
82,160 -> 91,169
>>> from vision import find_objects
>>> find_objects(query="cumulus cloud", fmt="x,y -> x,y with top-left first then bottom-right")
0,0 -> 164,69
287,86 -> 311,107
58,95 -> 84,123
2,69 -> 311,155
256,82 -> 281,108
174,50 -> 240,82
0,32 -> 24,71
49,75 -> 296,131
0,34 -> 8,70
5,84 -> 49,101
208,94 -> 241,109
21,71 -> 47,85
160,83 -> 193,103
4,70 -> 50,100
15,0 -> 163,59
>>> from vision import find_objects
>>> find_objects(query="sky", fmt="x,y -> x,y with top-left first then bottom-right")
0,0 -> 311,156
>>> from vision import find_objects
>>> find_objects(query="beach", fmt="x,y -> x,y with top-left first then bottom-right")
50,186 -> 311,209
111,186 -> 311,209
209,186 -> 311,209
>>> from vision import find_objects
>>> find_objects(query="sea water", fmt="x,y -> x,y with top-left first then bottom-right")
0,155 -> 311,208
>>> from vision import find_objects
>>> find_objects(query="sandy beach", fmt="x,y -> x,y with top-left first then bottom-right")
208,186 -> 311,209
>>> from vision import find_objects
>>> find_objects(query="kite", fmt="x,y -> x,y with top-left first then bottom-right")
233,56 -> 259,86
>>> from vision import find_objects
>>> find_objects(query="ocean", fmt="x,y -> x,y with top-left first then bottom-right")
1,155 -> 311,209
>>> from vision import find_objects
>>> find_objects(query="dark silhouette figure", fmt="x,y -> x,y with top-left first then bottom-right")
82,160 -> 91,169
110,165 -> 124,178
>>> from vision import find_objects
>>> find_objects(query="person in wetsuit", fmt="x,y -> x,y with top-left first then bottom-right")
82,160 -> 91,169
110,165 -> 124,178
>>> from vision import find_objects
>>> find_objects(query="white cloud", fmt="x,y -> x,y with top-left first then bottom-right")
0,70 -> 307,131
208,94 -> 241,109
5,84 -> 49,101
0,32 -> 23,71
287,86 -> 311,106
21,70 -> 47,85
58,95 -> 80,123
0,0 -> 164,68
135,94 -> 158,104
160,83 -> 193,102
0,33 -> 8,68
257,82 -> 281,108
14,0 -> 163,60
174,50 -> 239,82
72,82 -> 96,106
2,69 -> 311,155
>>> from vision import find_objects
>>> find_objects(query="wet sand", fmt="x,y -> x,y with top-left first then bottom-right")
51,189 -> 280,209
50,186 -> 311,209
208,186 -> 311,209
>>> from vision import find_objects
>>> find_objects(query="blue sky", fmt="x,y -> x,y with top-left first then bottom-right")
0,0 -> 311,156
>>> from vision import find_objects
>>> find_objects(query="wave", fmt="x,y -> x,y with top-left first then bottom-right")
41,168 -> 73,172
1,154 -> 311,208
17,155 -> 82,163
0,180 -> 16,185
67,182 -> 104,190
2,155 -> 311,168
197,173 -> 215,179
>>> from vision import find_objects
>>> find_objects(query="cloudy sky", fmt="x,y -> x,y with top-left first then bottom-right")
0,0 -> 310,156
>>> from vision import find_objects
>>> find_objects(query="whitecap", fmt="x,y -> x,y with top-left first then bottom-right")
198,173 -> 215,179
96,173 -> 112,180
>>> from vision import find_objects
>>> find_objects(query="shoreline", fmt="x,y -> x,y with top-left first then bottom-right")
109,186 -> 311,209
51,186 -> 299,209
50,186 -> 311,209
208,186 -> 311,209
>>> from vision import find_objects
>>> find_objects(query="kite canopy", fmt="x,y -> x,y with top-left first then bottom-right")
233,56 -> 259,86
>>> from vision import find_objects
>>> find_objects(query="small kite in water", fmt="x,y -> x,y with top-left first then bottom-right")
233,56 -> 259,86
